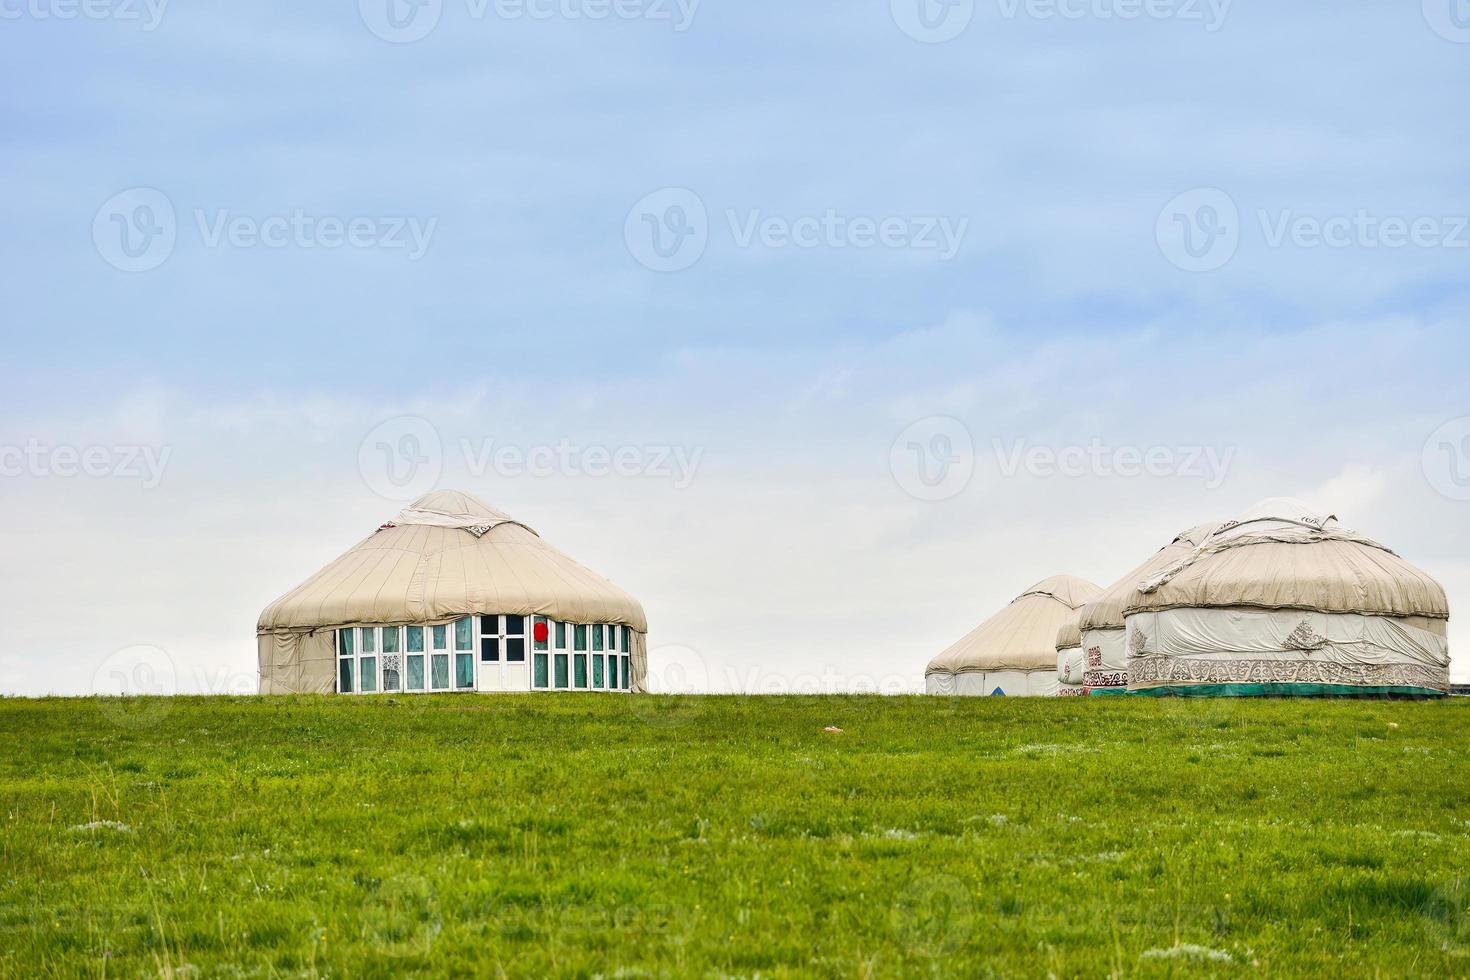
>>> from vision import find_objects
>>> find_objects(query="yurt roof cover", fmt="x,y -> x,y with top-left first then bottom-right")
258,490 -> 647,633
928,574 -> 1103,674
1077,521 -> 1220,633
1123,499 -> 1448,620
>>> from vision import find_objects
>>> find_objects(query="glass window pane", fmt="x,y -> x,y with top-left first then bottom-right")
555,621 -> 567,648
432,624 -> 447,649
480,615 -> 499,636
554,654 -> 569,689
607,655 -> 618,690
504,615 -> 524,635
406,626 -> 424,652
339,658 -> 354,693
360,657 -> 378,692
481,637 -> 500,662
361,628 -> 376,653
382,628 -> 400,654
533,653 -> 549,688
407,655 -> 425,690
622,655 -> 631,689
592,626 -> 604,652
454,617 -> 472,650
592,653 -> 605,688
507,638 -> 525,663
573,654 -> 588,689
533,616 -> 549,651
574,625 -> 587,651
431,653 -> 450,690
383,663 -> 401,692
621,626 -> 630,653
455,653 -> 475,689
339,629 -> 354,656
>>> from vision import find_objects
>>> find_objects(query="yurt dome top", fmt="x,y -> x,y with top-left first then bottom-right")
1077,521 -> 1220,634
257,490 -> 647,634
928,574 -> 1103,674
1123,498 -> 1448,620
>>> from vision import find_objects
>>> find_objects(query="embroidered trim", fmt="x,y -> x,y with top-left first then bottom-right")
1128,656 -> 1447,692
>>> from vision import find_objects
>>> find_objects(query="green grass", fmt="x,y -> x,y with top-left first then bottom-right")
2,694 -> 1469,978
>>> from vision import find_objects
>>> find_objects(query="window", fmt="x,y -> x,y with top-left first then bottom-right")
405,626 -> 425,691
504,614 -> 526,663
622,653 -> 631,690
431,623 -> 451,691
592,647 -> 605,688
532,617 -> 550,689
574,649 -> 588,689
480,615 -> 500,662
607,652 -> 619,691
620,625 -> 630,653
554,620 -> 569,689
339,655 -> 354,694
381,627 -> 401,692
592,624 -> 604,653
360,655 -> 378,693
454,617 -> 475,689
360,627 -> 376,654
575,624 -> 588,651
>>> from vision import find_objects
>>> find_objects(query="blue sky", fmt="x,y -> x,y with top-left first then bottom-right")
2,1 -> 1468,693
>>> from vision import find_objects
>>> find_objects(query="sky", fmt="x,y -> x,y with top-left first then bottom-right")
2,0 -> 1468,696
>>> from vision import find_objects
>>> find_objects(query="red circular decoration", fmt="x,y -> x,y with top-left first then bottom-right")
533,622 -> 549,643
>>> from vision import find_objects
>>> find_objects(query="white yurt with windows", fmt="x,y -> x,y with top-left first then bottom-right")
926,575 -> 1102,696
1124,498 -> 1450,698
256,490 -> 648,696
1056,619 -> 1087,696
1078,521 -> 1220,696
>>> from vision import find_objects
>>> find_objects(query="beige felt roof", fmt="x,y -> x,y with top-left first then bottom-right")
1055,618 -> 1082,651
258,490 -> 647,633
928,575 -> 1102,674
1123,500 -> 1448,620
1078,522 -> 1220,633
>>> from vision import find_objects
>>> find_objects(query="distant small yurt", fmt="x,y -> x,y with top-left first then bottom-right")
1055,619 -> 1086,696
927,575 -> 1103,696
1079,522 -> 1219,696
1124,498 -> 1450,698
257,490 -> 648,696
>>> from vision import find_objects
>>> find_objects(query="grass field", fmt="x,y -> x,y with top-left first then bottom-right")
2,694 -> 1469,978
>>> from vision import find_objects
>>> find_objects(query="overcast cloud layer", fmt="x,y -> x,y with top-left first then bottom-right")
2,2 -> 1467,695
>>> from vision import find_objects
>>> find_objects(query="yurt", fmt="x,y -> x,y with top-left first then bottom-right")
257,490 -> 648,695
927,575 -> 1103,696
1079,521 -> 1220,696
1056,619 -> 1087,696
1124,498 -> 1450,698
